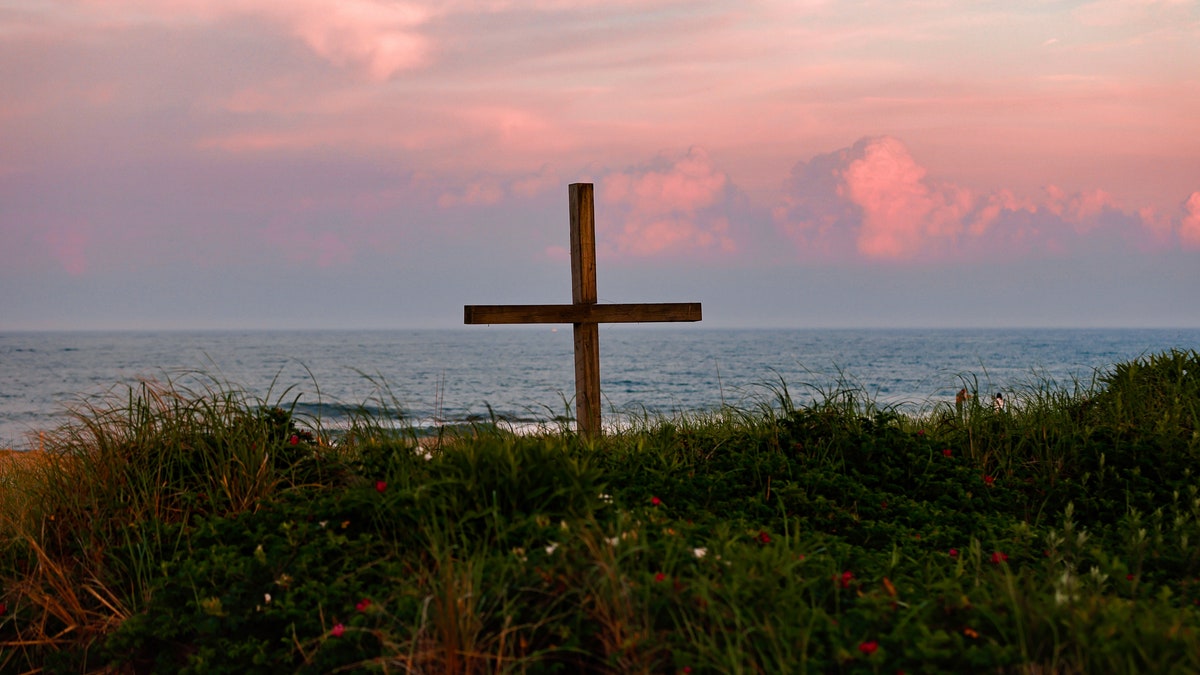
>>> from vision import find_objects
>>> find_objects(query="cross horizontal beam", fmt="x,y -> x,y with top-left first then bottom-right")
464,302 -> 701,325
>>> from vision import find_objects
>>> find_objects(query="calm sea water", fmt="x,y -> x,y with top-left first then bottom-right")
2,328 -> 1197,449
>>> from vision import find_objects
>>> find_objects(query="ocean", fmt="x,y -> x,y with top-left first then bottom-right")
2,328 -> 1197,449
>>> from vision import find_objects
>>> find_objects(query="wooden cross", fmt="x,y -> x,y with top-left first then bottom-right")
464,183 -> 702,436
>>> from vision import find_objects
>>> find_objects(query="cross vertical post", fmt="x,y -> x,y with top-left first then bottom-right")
464,182 -> 702,437
569,184 -> 602,436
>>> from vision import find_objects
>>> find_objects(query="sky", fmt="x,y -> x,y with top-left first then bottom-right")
1,0 -> 1198,330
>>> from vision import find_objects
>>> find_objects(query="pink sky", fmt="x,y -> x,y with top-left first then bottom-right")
1,0 -> 1198,329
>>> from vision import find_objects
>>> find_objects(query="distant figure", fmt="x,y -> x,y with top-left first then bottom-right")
993,393 -> 1005,411
955,388 -> 971,415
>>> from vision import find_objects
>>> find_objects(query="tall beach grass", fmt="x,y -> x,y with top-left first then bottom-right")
1,349 -> 1198,673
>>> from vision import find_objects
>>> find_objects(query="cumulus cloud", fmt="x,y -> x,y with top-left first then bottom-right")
597,147 -> 739,257
774,136 -> 1196,262
1181,192 -> 1200,249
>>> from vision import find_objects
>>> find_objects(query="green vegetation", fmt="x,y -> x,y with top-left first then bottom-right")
2,349 -> 1198,674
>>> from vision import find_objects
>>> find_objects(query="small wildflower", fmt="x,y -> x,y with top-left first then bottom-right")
356,598 -> 371,612
963,627 -> 979,639
598,493 -> 612,502
949,548 -> 959,558
263,593 -> 272,604
839,571 -> 854,589
318,520 -> 328,528
331,623 -> 345,638
289,435 -> 299,446
651,496 -> 662,506
655,572 -> 666,583
693,547 -> 707,558
858,640 -> 878,655
1127,574 -> 1135,581
942,448 -> 953,457
544,542 -> 559,555
990,551 -> 1008,564
983,475 -> 995,486
375,480 -> 387,493
917,429 -> 926,436
758,531 -> 771,544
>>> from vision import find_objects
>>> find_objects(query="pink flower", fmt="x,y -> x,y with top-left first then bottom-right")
356,598 -> 372,612
651,496 -> 662,506
858,640 -> 878,655
289,435 -> 300,445
990,551 -> 1008,564
375,480 -> 387,493
949,548 -> 959,558
330,623 -> 345,637
758,531 -> 771,544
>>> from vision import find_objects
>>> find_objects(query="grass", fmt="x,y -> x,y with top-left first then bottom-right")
0,349 -> 1198,673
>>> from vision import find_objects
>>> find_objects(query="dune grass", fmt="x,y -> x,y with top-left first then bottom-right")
1,349 -> 1198,674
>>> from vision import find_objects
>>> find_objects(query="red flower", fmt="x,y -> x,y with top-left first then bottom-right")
758,531 -> 771,544
839,571 -> 854,589
917,429 -> 926,437
655,572 -> 666,583
858,640 -> 879,655
356,598 -> 372,612
375,480 -> 387,493
651,496 -> 662,506
983,475 -> 995,486
949,548 -> 959,558
990,551 -> 1008,564
330,623 -> 345,637
289,435 -> 300,446
942,448 -> 953,457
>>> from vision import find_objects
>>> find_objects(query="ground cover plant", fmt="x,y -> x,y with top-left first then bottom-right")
1,349 -> 1198,674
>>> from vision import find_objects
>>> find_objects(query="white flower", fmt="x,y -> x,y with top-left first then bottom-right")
544,543 -> 559,555
599,493 -> 612,502
264,593 -> 272,604
606,536 -> 620,546
693,547 -> 708,559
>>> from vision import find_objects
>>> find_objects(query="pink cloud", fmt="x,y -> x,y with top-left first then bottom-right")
1181,192 -> 1200,249
775,136 -> 1196,262
68,0 -> 432,79
286,1 -> 431,80
840,136 -> 974,259
598,147 -> 738,257
44,224 -> 92,276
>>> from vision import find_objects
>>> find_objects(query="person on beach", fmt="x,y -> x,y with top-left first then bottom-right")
955,388 -> 971,417
993,393 -> 1005,411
